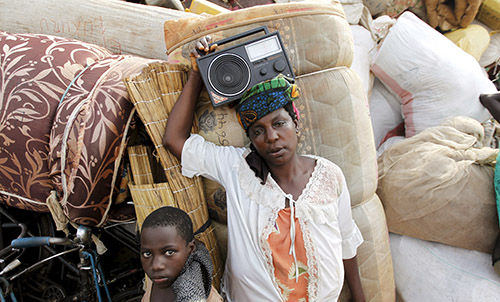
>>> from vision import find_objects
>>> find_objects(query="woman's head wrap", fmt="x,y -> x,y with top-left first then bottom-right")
236,74 -> 300,131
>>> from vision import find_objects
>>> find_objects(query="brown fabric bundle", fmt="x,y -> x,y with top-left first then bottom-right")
425,0 -> 481,30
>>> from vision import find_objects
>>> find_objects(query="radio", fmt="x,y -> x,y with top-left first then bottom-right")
196,26 -> 295,107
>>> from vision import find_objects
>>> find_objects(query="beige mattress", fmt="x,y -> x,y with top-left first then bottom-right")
163,1 -> 354,76
0,0 -> 192,60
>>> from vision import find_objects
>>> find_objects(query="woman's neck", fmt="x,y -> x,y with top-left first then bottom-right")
269,155 -> 316,201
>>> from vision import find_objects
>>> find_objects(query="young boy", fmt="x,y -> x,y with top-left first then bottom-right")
140,206 -> 222,302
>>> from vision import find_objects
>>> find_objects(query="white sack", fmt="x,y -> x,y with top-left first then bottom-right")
369,77 -> 403,148
372,12 -> 495,137
350,25 -> 376,98
390,233 -> 500,302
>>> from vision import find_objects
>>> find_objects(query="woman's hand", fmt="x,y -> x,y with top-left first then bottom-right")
189,35 -> 218,73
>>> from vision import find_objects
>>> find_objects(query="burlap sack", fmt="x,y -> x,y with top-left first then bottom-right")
0,0 -> 192,59
377,116 -> 499,253
163,2 -> 353,76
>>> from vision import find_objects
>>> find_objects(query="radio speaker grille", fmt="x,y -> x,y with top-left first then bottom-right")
208,53 -> 251,96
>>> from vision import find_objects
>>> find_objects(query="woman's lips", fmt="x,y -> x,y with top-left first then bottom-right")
269,147 -> 285,157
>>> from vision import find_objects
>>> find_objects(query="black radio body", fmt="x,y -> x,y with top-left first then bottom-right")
196,26 -> 295,108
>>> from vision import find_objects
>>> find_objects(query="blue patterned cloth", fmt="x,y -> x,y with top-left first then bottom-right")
236,74 -> 299,130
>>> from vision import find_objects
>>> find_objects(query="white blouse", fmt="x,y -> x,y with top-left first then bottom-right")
181,134 -> 363,302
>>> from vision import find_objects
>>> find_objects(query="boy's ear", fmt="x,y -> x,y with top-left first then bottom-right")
188,239 -> 196,253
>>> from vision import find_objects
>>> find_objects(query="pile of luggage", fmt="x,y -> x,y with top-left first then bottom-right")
1,0 -> 500,300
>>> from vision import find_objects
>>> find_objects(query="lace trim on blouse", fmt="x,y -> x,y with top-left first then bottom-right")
260,208 -> 284,301
237,152 -> 344,223
301,220 -> 319,301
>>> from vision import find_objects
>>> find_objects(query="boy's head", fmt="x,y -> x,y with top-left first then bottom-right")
140,206 -> 195,289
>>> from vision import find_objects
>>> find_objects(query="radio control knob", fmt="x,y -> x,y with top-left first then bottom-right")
274,60 -> 286,72
260,68 -> 268,76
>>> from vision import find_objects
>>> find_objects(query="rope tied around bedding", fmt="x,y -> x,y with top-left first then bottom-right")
46,190 -> 69,235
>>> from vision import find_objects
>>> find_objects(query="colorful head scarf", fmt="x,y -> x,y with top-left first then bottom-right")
236,74 -> 300,131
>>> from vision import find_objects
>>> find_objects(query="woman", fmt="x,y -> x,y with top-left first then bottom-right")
163,36 -> 365,302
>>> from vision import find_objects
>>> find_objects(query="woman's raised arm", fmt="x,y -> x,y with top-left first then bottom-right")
163,36 -> 215,160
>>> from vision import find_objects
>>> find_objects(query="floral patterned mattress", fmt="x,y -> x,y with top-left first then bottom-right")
0,31 -> 157,226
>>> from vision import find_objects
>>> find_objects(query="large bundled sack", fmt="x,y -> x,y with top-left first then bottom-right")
163,1 -> 354,76
390,233 -> 500,301
371,12 -> 495,138
0,0 -> 192,59
377,116 -> 499,253
0,31 -> 157,226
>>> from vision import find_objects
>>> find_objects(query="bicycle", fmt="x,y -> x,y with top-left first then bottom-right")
0,205 -> 144,302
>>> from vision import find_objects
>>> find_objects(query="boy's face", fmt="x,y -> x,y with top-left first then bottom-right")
140,225 -> 194,289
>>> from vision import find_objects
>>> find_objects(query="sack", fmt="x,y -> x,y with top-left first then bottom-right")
444,24 -> 490,61
477,0 -> 500,30
377,116 -> 499,253
390,233 -> 500,301
372,12 -> 495,137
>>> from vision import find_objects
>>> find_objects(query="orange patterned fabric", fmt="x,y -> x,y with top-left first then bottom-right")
267,207 -> 309,302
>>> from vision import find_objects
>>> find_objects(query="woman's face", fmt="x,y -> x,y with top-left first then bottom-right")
140,226 -> 194,289
248,107 -> 299,167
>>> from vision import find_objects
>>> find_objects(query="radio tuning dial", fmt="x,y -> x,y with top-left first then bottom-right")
260,68 -> 268,76
274,59 -> 286,72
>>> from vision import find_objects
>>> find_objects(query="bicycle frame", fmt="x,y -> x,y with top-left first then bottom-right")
0,204 -> 144,302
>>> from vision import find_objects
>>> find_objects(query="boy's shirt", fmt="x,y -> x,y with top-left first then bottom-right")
141,278 -> 222,302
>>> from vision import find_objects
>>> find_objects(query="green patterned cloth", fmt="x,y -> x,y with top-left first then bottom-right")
236,74 -> 299,130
